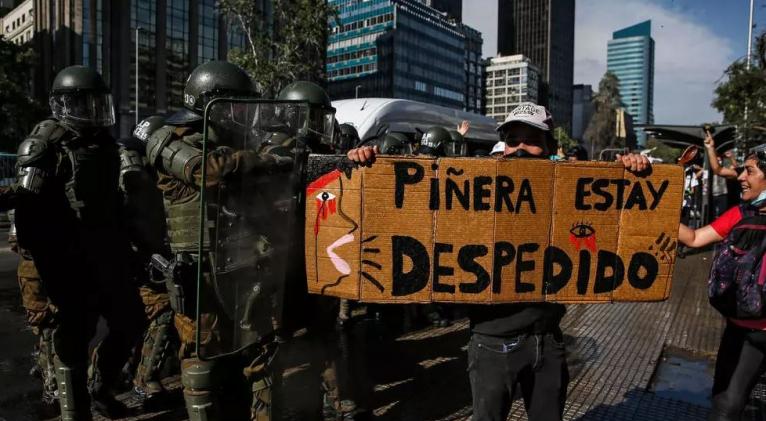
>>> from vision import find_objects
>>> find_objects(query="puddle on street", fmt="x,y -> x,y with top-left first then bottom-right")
650,348 -> 714,408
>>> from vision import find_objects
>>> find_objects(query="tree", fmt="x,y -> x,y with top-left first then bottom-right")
217,0 -> 338,97
583,72 -> 623,158
0,38 -> 46,152
712,31 -> 766,147
553,126 -> 577,151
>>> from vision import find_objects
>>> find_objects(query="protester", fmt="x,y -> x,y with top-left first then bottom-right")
678,150 -> 766,421
345,102 -> 650,421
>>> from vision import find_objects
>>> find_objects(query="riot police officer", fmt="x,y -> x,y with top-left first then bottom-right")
13,65 -> 145,420
146,61 -> 292,421
120,115 -> 177,406
445,129 -> 468,157
336,123 -> 360,154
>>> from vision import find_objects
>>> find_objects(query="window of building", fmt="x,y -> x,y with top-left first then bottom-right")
198,0 -> 218,63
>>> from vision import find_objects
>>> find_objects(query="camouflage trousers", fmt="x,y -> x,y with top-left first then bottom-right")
174,311 -> 275,421
133,285 -> 174,398
17,257 -> 58,404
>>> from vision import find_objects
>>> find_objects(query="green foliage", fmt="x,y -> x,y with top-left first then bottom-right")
553,126 -> 577,151
218,0 -> 338,97
644,138 -> 682,163
712,32 -> 766,147
0,38 -> 46,152
584,72 -> 624,156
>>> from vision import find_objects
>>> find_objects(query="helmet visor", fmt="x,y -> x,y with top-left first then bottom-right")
50,92 -> 115,127
444,141 -> 467,157
308,108 -> 336,147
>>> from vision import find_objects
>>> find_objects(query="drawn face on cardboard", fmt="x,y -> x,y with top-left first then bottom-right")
306,169 -> 361,294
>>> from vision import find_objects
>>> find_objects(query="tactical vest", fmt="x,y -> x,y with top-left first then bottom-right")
149,126 -> 212,253
25,120 -> 123,226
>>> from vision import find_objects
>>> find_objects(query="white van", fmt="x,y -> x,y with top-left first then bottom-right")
333,98 -> 499,151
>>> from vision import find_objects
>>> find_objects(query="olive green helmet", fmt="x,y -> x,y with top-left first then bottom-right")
167,61 -> 255,125
445,129 -> 467,157
379,132 -> 412,155
277,81 -> 336,148
49,65 -> 114,127
416,126 -> 451,156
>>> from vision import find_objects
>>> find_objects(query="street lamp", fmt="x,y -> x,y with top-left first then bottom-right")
355,84 -> 362,99
135,26 -> 142,126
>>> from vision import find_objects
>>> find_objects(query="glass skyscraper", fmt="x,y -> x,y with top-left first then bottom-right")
327,0 -> 483,113
607,20 -> 655,145
30,0 -> 253,138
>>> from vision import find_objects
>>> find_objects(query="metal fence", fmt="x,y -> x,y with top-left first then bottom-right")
0,153 -> 16,187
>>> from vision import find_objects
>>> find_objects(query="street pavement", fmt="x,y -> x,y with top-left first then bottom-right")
0,235 -> 764,420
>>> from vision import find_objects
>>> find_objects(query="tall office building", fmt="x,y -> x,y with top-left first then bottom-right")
497,0 -> 574,131
422,0 -> 461,21
484,54 -> 540,123
24,0 -> 254,138
607,20 -> 654,145
0,0 -> 32,44
327,0 -> 483,113
571,84 -> 592,140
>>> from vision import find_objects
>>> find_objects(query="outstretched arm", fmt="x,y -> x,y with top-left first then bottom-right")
678,223 -> 723,248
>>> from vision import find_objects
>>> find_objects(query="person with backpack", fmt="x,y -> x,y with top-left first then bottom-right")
679,151 -> 766,420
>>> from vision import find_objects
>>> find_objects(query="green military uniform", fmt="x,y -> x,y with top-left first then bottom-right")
14,66 -> 145,421
119,115 -> 176,404
146,61 -> 291,421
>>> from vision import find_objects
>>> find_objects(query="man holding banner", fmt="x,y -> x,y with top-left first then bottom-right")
346,102 -> 651,421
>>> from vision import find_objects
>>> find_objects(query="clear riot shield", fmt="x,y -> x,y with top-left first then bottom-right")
196,98 -> 310,359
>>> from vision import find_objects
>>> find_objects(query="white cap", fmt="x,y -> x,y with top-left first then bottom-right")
497,102 -> 553,133
491,141 -> 507,155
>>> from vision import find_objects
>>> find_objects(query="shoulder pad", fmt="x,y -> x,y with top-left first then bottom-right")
146,125 -> 176,168
30,119 -> 69,144
17,137 -> 54,168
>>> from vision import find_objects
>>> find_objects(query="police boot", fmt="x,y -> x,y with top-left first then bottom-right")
88,346 -> 131,419
53,356 -> 92,421
134,311 -> 172,408
39,328 -> 59,405
182,357 -> 221,421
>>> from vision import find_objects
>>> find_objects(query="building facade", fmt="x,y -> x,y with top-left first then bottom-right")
422,0 -> 461,21
571,83 -> 592,140
484,54 -> 540,123
0,0 -> 33,44
607,20 -> 654,145
327,0 -> 483,113
497,0 -> 574,131
20,0 -> 251,138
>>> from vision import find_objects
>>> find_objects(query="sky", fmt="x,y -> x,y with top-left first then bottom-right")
462,0 -> 766,125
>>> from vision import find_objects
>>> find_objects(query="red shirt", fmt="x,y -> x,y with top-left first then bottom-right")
709,205 -> 766,330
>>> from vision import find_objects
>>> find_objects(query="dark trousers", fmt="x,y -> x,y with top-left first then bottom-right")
709,323 -> 766,421
468,330 -> 569,421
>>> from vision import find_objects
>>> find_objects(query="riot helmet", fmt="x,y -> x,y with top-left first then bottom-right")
565,145 -> 588,161
445,130 -> 467,157
416,126 -> 451,157
277,81 -> 336,147
49,65 -> 115,128
132,115 -> 166,145
379,132 -> 412,155
167,61 -> 256,125
337,123 -> 360,153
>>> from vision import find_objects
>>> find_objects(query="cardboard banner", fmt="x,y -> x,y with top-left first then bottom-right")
305,156 -> 683,304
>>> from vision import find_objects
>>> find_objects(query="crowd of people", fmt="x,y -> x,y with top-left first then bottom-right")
6,59 -> 766,421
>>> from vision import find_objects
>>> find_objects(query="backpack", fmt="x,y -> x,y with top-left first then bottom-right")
708,205 -> 766,319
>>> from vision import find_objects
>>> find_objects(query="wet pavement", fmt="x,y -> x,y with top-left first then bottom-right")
0,236 -> 764,421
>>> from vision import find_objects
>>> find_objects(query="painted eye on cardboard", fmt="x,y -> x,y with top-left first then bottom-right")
569,223 -> 595,238
316,191 -> 336,202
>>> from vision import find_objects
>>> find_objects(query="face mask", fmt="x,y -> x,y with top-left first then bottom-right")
751,189 -> 766,207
